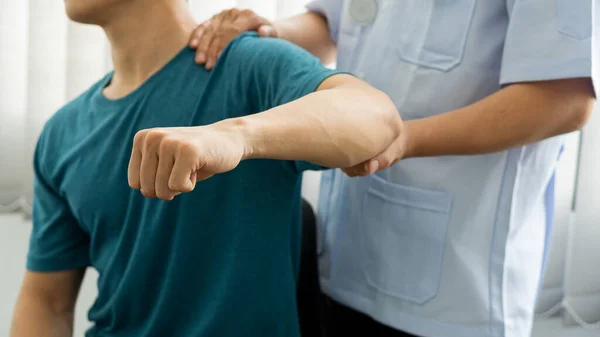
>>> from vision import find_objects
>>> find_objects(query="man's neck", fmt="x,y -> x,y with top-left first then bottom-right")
102,1 -> 197,99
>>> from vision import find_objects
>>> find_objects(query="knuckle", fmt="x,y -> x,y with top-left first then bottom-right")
141,189 -> 156,198
145,129 -> 166,146
133,130 -> 147,147
240,9 -> 254,16
177,141 -> 197,156
158,137 -> 176,155
169,181 -> 191,193
128,180 -> 140,190
155,190 -> 171,200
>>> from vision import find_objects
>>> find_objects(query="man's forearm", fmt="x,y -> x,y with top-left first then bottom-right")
404,78 -> 595,158
11,296 -> 73,337
273,12 -> 336,65
222,80 -> 401,168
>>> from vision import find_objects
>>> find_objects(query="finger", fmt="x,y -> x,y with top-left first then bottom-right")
140,132 -> 162,198
168,145 -> 199,193
366,160 -> 380,174
128,131 -> 145,190
194,24 -> 212,64
189,24 -> 205,49
257,25 -> 278,37
341,166 -> 360,177
235,10 -> 270,31
205,36 -> 230,70
196,16 -> 223,64
155,148 -> 175,200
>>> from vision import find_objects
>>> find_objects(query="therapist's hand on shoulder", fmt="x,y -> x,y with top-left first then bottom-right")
189,9 -> 276,70
342,128 -> 411,177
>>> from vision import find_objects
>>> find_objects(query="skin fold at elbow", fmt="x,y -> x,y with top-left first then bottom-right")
342,91 -> 402,167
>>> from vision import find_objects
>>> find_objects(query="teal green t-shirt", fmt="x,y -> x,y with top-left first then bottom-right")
27,33 -> 340,337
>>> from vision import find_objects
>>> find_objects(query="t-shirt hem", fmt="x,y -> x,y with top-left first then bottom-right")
27,255 -> 91,272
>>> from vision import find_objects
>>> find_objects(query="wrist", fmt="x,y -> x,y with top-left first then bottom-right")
211,117 -> 255,161
402,120 -> 421,159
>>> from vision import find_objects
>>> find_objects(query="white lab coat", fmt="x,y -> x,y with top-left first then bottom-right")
307,0 -> 598,336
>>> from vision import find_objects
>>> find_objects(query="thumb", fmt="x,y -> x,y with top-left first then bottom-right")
257,25 -> 278,37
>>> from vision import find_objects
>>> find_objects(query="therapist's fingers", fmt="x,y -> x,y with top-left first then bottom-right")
257,25 -> 278,37
190,24 -> 205,49
204,26 -> 237,70
204,10 -> 273,69
342,160 -> 380,177
195,16 -> 222,65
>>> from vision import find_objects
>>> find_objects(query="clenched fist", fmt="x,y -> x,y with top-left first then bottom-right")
128,124 -> 247,200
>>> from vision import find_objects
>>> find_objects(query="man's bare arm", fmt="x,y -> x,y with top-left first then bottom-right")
127,74 -> 401,200
11,269 -> 86,337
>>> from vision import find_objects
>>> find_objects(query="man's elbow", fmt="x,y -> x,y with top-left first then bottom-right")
374,91 -> 403,143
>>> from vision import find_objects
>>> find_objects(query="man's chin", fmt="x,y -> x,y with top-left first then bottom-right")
65,4 -> 104,25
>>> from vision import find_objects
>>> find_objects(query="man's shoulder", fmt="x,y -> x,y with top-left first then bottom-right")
223,32 -> 319,66
39,73 -> 110,151
44,74 -> 110,131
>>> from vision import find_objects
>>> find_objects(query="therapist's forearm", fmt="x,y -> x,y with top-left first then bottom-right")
273,12 -> 337,65
225,82 -> 401,168
404,78 -> 595,158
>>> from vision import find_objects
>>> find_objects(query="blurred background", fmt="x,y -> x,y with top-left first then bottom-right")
0,1 -> 599,336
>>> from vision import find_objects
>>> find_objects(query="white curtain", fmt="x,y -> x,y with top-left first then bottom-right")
0,0 -> 598,333
0,0 -> 109,214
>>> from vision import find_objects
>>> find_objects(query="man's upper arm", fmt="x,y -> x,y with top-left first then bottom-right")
18,269 -> 86,313
224,33 -> 343,110
501,0 -> 597,95
27,130 -> 90,272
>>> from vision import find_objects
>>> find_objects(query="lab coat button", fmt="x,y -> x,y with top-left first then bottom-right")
349,0 -> 378,25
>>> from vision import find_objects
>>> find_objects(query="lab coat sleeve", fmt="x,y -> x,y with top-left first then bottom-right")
306,0 -> 343,44
500,0 -> 598,94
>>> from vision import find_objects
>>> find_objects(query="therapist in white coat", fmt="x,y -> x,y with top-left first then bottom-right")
189,1 -> 598,336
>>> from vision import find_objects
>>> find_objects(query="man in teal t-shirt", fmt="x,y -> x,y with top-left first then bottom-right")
10,1 -> 402,337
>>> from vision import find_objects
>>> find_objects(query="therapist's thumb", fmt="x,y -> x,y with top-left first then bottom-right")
257,25 -> 278,38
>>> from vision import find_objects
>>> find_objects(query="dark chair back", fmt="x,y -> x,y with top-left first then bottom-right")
297,199 -> 324,337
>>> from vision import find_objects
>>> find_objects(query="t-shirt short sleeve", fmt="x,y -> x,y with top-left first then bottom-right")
27,133 -> 90,272
222,32 -> 345,172
500,0 -> 598,95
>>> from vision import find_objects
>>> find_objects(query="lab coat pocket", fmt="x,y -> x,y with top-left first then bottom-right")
390,0 -> 476,71
361,174 -> 452,305
557,0 -> 591,40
